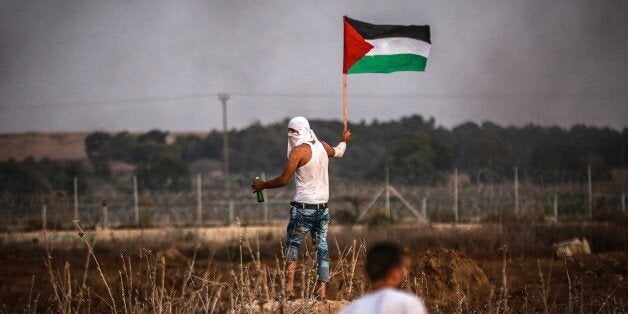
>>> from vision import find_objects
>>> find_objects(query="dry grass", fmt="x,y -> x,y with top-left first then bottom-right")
0,132 -> 89,162
1,222 -> 625,313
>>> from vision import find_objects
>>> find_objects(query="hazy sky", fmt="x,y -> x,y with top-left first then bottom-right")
1,1 -> 626,133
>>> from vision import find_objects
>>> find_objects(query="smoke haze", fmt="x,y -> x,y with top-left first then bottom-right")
0,1 -> 626,133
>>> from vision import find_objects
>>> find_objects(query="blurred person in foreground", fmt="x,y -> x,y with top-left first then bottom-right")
340,242 -> 428,314
251,116 -> 351,300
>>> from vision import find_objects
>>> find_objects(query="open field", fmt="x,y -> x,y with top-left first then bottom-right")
0,132 -> 89,162
0,131 -> 208,162
0,222 -> 625,313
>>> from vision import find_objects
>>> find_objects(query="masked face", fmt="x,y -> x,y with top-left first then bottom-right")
286,117 -> 318,158
288,128 -> 300,151
288,128 -> 299,137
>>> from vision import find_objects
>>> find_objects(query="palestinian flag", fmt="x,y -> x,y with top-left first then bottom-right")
343,16 -> 431,74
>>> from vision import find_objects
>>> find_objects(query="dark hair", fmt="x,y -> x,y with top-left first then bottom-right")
365,242 -> 403,282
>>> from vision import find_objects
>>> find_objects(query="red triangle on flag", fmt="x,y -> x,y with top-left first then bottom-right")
343,18 -> 373,73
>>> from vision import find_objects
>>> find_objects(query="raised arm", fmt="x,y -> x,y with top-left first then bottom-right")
322,129 -> 352,158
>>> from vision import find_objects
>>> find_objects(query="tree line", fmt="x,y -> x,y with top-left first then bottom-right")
1,115 -> 626,194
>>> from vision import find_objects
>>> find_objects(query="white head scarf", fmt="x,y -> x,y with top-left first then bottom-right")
287,116 -> 318,158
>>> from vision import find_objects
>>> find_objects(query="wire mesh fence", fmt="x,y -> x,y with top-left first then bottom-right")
0,167 -> 625,231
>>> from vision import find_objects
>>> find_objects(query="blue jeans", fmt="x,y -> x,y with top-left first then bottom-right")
285,206 -> 330,282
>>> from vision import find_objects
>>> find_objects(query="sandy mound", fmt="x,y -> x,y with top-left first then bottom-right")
157,245 -> 186,262
408,249 -> 490,309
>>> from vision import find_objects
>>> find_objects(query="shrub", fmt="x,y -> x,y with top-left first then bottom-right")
333,210 -> 357,225
365,212 -> 394,229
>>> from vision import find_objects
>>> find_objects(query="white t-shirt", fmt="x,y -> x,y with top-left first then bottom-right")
340,288 -> 428,314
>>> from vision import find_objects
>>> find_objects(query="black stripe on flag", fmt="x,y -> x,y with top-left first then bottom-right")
345,17 -> 431,44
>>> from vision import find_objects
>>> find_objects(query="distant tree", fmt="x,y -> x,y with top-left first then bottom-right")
377,132 -> 452,184
84,132 -> 112,178
17,158 -> 90,194
230,123 -> 286,175
173,135 -> 204,162
137,130 -> 168,144
200,131 -> 226,160
134,152 -> 190,191
77,116 -> 624,185
110,132 -> 137,162
0,159 -> 50,193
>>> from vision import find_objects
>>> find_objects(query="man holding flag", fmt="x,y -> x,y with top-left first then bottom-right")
252,15 -> 429,301
341,17 -> 431,310
252,117 -> 351,300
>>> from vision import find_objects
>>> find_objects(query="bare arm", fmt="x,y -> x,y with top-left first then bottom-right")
251,145 -> 308,192
321,142 -> 335,157
323,129 -> 352,158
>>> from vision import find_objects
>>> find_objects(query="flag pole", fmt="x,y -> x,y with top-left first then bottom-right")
342,72 -> 348,131
342,15 -> 348,132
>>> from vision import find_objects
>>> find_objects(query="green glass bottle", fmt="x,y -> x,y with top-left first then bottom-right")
255,177 -> 264,202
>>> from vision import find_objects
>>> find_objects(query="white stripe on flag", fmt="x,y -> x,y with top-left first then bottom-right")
365,37 -> 431,58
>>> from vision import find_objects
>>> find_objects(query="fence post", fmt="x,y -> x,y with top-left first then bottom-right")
196,174 -> 202,226
133,175 -> 139,227
453,168 -> 459,224
553,194 -> 558,222
514,167 -> 519,219
588,164 -> 592,221
421,196 -> 427,219
262,172 -> 268,225
42,203 -> 47,232
228,200 -> 235,225
102,202 -> 109,230
73,177 -> 78,221
385,167 -> 391,218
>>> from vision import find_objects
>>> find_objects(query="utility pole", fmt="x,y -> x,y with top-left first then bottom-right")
218,93 -> 230,192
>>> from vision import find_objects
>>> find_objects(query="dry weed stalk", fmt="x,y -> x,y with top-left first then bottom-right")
40,222 -> 231,313
42,230 -> 64,313
596,286 -> 619,314
564,259 -> 572,313
487,284 -> 495,313
73,221 -> 118,313
500,245 -> 509,313
346,239 -> 359,297
26,274 -> 39,313
330,239 -> 365,300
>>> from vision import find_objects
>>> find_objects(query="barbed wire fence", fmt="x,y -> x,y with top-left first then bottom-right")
0,166 -> 625,232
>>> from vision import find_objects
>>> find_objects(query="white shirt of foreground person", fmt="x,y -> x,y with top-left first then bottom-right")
340,287 -> 428,314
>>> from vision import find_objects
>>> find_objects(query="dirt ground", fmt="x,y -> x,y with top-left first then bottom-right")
0,226 -> 625,312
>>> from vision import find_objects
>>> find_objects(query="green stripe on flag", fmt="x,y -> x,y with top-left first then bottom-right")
348,54 -> 427,74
